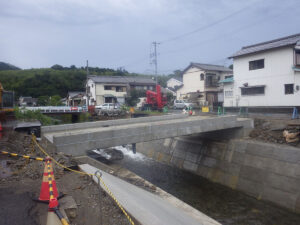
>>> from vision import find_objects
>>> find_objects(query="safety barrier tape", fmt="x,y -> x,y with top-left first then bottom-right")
0,150 -> 44,161
32,134 -> 135,225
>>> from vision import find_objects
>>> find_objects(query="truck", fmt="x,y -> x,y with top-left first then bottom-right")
142,84 -> 167,111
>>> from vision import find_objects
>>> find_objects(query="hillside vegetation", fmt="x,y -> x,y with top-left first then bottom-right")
0,62 -> 176,99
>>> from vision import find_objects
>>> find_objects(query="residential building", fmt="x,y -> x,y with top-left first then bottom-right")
19,96 -> 37,107
226,33 -> 300,108
166,77 -> 183,97
176,63 -> 232,106
167,77 -> 183,89
86,76 -> 156,106
66,91 -> 86,106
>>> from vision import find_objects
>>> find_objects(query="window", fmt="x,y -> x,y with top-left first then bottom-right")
104,86 -> 112,90
249,59 -> 264,70
295,50 -> 300,66
241,86 -> 265,95
225,91 -> 233,97
116,86 -> 124,92
285,84 -> 294,95
200,73 -> 204,80
205,73 -> 218,87
225,75 -> 233,79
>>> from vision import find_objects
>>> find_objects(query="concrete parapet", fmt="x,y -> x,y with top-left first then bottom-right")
42,114 -> 188,133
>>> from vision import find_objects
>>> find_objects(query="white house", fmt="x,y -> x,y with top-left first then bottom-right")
167,77 -> 183,89
86,76 -> 156,106
225,33 -> 300,108
176,63 -> 232,106
166,77 -> 183,97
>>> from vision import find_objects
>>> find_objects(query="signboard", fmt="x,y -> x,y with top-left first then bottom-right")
202,106 -> 209,112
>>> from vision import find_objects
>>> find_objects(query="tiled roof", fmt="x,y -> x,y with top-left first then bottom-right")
183,63 -> 232,73
68,91 -> 85,98
230,33 -> 300,58
88,75 -> 156,85
172,76 -> 183,82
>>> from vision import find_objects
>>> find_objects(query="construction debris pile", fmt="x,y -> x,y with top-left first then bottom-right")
249,118 -> 300,146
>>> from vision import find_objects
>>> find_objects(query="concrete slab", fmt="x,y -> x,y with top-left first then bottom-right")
79,164 -> 220,225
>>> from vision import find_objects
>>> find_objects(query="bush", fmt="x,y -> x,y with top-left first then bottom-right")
14,107 -> 56,126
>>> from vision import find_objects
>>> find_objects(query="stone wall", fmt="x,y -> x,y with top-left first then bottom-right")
137,137 -> 300,213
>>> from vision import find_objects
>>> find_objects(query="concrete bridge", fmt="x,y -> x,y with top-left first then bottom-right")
42,114 -> 253,156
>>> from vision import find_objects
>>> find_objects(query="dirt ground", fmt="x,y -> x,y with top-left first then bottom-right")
248,116 -> 300,146
0,129 -> 136,225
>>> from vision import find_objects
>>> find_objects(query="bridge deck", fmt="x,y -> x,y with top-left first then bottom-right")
43,115 -> 253,156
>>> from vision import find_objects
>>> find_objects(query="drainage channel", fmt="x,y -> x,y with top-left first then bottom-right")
88,146 -> 300,225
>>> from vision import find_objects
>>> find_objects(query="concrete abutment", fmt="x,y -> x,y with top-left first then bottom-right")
136,137 -> 300,214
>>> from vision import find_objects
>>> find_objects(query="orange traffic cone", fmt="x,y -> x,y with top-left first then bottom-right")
39,158 -> 59,202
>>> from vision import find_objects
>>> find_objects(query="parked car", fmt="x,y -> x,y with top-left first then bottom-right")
173,100 -> 194,109
95,103 -> 119,110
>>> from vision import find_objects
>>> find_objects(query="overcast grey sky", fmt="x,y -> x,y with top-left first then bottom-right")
0,0 -> 299,74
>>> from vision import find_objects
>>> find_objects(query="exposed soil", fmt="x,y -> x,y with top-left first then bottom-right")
249,117 -> 300,146
0,129 -> 138,225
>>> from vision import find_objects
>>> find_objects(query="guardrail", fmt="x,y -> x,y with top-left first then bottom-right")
24,106 -> 87,113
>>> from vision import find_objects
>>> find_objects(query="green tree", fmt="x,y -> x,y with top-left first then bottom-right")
49,95 -> 62,106
51,64 -> 64,70
125,89 -> 146,106
37,96 -> 49,106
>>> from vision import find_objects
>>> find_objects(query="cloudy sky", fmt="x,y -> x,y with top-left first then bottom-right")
0,0 -> 299,74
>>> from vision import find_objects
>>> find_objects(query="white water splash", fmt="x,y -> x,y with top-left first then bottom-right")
114,145 -> 146,161
92,149 -> 112,160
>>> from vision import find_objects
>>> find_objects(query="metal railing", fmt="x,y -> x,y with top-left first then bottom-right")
24,106 -> 87,113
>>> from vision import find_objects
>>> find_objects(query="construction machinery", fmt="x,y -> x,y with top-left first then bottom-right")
0,83 -> 14,123
143,84 -> 167,111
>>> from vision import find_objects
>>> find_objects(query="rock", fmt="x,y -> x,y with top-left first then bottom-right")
60,196 -> 78,220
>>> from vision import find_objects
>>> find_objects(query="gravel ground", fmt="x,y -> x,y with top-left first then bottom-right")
0,130 -> 137,225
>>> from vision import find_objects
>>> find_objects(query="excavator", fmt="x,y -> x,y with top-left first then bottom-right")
0,83 -> 14,118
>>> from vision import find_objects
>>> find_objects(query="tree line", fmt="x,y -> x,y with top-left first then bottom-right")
0,62 -> 181,102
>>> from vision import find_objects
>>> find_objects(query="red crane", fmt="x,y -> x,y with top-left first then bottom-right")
145,85 -> 167,111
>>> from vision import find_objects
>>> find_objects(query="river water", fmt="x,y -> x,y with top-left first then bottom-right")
89,146 -> 300,225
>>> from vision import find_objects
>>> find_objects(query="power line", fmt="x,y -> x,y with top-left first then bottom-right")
158,3 -> 296,60
159,0 -> 260,44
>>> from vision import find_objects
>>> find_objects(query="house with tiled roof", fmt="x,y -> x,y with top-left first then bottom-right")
225,33 -> 300,108
86,75 -> 156,105
176,62 -> 232,106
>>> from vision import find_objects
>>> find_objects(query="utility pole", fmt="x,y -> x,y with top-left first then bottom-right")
152,41 -> 160,84
86,60 -> 89,109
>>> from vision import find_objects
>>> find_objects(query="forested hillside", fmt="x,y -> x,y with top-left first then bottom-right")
0,62 -> 21,71
0,63 -> 174,99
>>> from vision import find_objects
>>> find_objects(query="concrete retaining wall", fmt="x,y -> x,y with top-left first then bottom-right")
137,138 -> 300,213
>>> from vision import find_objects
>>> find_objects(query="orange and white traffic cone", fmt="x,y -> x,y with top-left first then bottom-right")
39,157 -> 59,202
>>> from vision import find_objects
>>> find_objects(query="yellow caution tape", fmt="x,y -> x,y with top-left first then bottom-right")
32,134 -> 135,225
